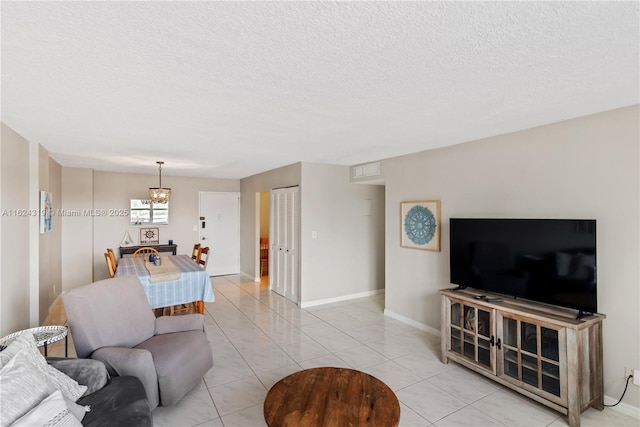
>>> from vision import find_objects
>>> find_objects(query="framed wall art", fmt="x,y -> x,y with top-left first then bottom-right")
140,227 -> 159,244
400,200 -> 441,251
40,191 -> 53,234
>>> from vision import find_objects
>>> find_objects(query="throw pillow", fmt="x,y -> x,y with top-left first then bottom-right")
11,390 -> 82,427
0,351 -> 57,426
0,339 -> 20,369
0,335 -> 89,423
0,350 -> 11,368
8,334 -> 87,401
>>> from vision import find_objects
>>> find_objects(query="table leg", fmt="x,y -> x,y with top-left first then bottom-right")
44,342 -> 48,357
195,301 -> 204,314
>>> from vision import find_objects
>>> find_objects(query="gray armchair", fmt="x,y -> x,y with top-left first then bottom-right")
62,276 -> 213,410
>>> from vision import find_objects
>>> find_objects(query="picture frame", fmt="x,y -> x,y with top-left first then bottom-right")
140,227 -> 159,244
40,191 -> 53,234
400,200 -> 441,251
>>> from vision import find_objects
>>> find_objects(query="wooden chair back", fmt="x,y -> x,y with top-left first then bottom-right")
260,238 -> 269,276
132,247 -> 160,259
196,246 -> 210,269
191,243 -> 201,261
106,248 -> 117,268
104,252 -> 116,278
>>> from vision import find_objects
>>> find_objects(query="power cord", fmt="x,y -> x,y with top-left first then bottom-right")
604,374 -> 633,407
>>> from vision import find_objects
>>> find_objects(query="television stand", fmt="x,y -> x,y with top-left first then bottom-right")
576,310 -> 593,320
440,288 -> 605,427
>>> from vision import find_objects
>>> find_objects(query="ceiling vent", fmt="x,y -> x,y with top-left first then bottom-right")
352,162 -> 380,179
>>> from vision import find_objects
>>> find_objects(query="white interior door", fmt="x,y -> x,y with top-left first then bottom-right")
271,190 -> 285,297
269,186 -> 300,303
199,192 -> 240,276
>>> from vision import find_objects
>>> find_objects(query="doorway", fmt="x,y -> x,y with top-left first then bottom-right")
256,190 -> 270,284
198,192 -> 240,276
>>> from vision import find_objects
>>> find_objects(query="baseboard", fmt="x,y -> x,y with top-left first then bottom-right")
238,271 -> 256,281
300,289 -> 383,308
48,293 -> 63,313
383,308 -> 441,336
603,395 -> 640,420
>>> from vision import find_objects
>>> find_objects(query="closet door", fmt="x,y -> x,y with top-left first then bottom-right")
269,186 -> 300,304
270,189 -> 286,297
283,187 -> 300,303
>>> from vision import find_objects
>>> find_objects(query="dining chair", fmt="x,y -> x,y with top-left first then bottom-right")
190,243 -> 201,262
196,246 -> 210,269
132,247 -> 160,259
104,252 -> 116,278
168,302 -> 196,316
259,238 -> 269,276
106,248 -> 117,269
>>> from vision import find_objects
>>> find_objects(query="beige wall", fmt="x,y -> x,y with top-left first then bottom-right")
1,123 -> 62,336
260,191 -> 269,239
239,162 -> 302,277
48,159 -> 62,310
1,124 -> 31,335
372,105 -> 639,412
239,162 -> 385,305
300,163 -> 385,305
60,170 -> 240,284
61,168 -> 94,290
38,146 -> 62,321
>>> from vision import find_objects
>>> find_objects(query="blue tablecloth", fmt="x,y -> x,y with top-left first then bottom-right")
115,254 -> 214,309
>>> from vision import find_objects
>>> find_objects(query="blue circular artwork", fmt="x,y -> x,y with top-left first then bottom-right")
404,205 -> 436,245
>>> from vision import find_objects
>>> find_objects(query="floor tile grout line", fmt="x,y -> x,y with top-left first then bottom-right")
217,279 -> 353,373
204,280 -> 275,388
211,278 -> 339,366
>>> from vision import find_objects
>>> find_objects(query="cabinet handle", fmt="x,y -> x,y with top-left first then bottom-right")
490,336 -> 495,346
497,338 -> 502,349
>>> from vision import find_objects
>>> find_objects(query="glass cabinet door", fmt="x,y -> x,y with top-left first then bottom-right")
498,314 -> 564,402
448,299 -> 494,372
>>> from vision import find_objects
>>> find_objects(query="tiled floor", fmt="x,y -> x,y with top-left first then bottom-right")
46,275 -> 638,427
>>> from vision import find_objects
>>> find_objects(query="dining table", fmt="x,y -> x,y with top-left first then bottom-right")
114,254 -> 214,313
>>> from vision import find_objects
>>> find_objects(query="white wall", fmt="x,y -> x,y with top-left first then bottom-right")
370,106 -> 639,412
300,163 -> 385,304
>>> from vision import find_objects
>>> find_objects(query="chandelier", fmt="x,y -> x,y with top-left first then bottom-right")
148,161 -> 171,204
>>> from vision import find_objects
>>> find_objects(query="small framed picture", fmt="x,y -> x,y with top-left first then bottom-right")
140,227 -> 159,244
40,191 -> 53,234
400,200 -> 441,251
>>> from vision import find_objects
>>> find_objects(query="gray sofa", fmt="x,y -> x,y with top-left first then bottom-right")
47,357 -> 152,426
62,275 -> 214,409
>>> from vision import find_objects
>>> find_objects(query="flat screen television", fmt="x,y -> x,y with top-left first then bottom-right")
449,218 -> 597,316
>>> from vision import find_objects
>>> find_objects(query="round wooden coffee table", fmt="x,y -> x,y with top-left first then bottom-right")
263,367 -> 400,427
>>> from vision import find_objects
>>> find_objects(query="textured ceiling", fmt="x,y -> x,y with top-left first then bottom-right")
1,1 -> 638,179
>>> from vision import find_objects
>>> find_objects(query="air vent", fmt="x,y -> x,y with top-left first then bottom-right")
352,162 -> 380,179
